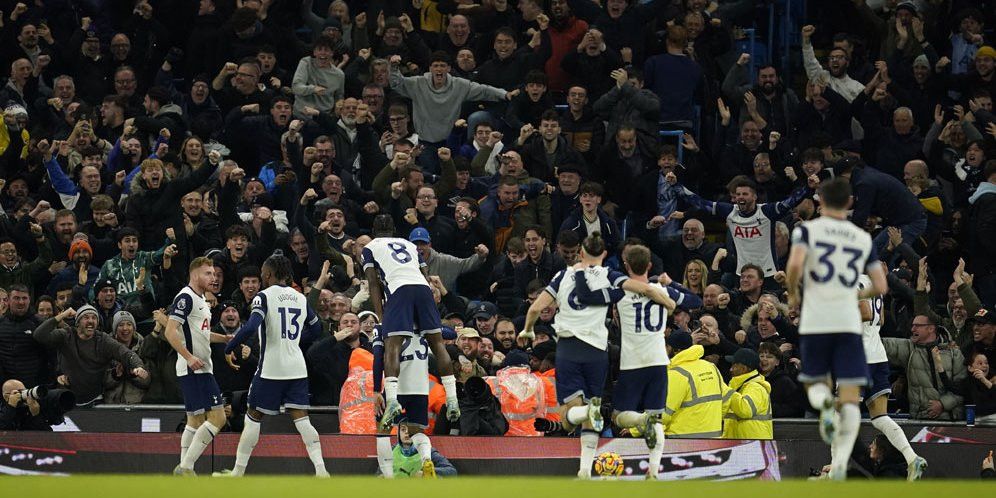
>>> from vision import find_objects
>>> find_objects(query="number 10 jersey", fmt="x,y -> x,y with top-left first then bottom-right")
792,217 -> 877,336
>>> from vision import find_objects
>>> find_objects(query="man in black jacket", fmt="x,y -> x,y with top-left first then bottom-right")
306,312 -> 371,406
968,162 -> 996,304
1,379 -> 51,431
0,286 -> 50,388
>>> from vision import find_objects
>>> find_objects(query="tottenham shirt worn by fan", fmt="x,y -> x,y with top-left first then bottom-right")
616,283 -> 675,370
546,265 -> 628,351
858,275 -> 888,363
169,286 -> 214,376
253,285 -> 319,380
679,184 -> 811,277
361,237 -> 429,295
792,217 -> 877,335
373,328 -> 430,396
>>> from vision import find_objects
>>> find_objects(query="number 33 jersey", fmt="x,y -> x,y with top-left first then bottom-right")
361,237 -> 429,296
792,217 -> 877,335
253,286 -> 319,380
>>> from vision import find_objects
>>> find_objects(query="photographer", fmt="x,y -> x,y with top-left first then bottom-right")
0,380 -> 52,431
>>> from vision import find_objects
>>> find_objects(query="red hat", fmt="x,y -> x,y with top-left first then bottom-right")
68,239 -> 93,260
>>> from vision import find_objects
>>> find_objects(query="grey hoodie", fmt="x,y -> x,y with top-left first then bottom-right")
389,66 -> 506,142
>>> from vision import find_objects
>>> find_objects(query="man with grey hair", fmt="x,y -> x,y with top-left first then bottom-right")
861,99 -> 924,180
33,305 -> 148,405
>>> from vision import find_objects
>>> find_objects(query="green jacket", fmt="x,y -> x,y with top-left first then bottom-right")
883,338 -> 967,420
96,247 -> 165,306
0,238 -> 52,291
722,370 -> 773,440
913,284 -> 982,349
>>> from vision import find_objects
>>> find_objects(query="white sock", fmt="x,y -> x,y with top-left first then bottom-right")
180,421 -> 219,469
579,430 -> 599,477
294,416 -> 327,475
179,425 -> 197,465
442,375 -> 457,404
410,432 -> 432,461
614,411 -> 645,428
807,383 -> 832,410
830,403 -> 861,479
384,377 -> 399,403
647,423 -> 665,478
376,436 -> 394,478
231,416 -> 261,476
566,406 -> 588,425
872,415 -> 917,464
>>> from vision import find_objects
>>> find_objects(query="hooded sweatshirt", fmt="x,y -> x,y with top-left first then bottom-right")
389,66 -> 506,142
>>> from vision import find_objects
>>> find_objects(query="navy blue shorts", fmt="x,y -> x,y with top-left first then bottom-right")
179,373 -> 223,415
382,285 -> 443,338
613,365 -> 669,413
555,337 -> 609,404
798,333 -> 868,386
863,362 -> 892,403
248,377 -> 310,415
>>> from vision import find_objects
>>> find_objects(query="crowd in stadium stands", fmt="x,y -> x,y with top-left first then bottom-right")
1,0 -> 996,436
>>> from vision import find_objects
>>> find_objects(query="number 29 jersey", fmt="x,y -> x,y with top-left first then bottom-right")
616,284 -> 671,370
361,237 -> 429,296
792,217 -> 877,335
253,285 -> 319,380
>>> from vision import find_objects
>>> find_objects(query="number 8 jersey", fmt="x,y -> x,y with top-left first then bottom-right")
253,285 -> 319,380
361,237 -> 430,295
792,217 -> 877,335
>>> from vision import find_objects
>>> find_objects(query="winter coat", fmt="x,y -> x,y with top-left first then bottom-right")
883,338 -> 967,420
722,370 -> 773,439
664,345 -> 732,438
0,313 -> 50,388
139,329 -> 181,403
0,238 -> 52,291
912,286 -> 982,348
102,334 -> 150,404
765,365 -> 806,418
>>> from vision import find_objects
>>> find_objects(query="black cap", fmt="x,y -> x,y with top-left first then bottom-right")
529,340 -> 556,360
725,348 -> 760,370
502,350 -> 531,368
669,331 -> 693,351
895,1 -> 917,14
94,279 -> 116,293
969,306 -> 996,325
471,301 -> 499,320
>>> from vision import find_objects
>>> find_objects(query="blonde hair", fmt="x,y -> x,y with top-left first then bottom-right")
683,259 -> 708,294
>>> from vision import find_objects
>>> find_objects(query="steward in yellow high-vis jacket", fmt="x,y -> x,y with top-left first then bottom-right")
662,331 -> 732,438
722,348 -> 773,439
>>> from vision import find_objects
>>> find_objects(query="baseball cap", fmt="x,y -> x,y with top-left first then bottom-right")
969,306 -> 996,325
725,348 -> 760,370
409,227 -> 431,244
441,326 -> 458,341
457,327 -> 481,339
895,1 -> 917,14
471,301 -> 499,320
669,331 -> 693,351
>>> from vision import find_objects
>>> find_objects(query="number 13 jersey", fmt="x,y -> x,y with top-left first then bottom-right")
253,285 -> 319,380
361,237 -> 429,296
792,217 -> 877,335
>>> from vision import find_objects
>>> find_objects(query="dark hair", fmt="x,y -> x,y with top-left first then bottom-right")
80,145 -> 103,159
314,34 -> 336,51
498,175 -> 519,188
258,44 -> 277,55
728,176 -> 758,194
8,283 -> 31,296
524,225 -> 547,240
524,70 -> 547,86
539,109 -> 559,123
237,265 -> 261,283
230,7 -> 259,32
473,120 -> 493,133
526,278 -> 547,296
622,244 -> 652,275
758,341 -> 782,360
494,27 -> 516,41
579,181 -> 603,198
581,231 -> 605,257
801,147 -> 824,164
740,263 -> 764,279
271,94 -> 292,107
659,144 -> 678,159
557,229 -> 580,248
146,86 -> 171,106
430,50 -> 451,66
819,177 -> 852,210
624,66 -> 643,82
456,197 -> 480,215
225,224 -> 251,241
116,227 -> 139,242
984,159 -> 996,181
263,252 -> 294,284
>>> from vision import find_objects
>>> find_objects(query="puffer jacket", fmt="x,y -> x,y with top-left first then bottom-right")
722,370 -> 773,440
102,334 -> 150,404
664,345 -> 732,438
883,338 -> 967,420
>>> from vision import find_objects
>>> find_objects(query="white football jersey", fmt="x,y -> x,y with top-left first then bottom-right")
792,217 -> 876,335
858,275 -> 888,364
373,328 -> 430,395
616,284 -> 671,370
361,237 -> 429,295
252,285 -> 318,380
546,265 -> 628,351
168,286 -> 214,376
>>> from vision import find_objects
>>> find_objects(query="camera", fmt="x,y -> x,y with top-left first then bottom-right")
16,385 -> 47,402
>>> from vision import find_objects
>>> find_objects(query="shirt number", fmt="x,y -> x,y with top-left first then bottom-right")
810,242 -> 863,287
278,307 -> 302,340
631,302 -> 665,333
387,242 -> 412,264
400,336 -> 429,362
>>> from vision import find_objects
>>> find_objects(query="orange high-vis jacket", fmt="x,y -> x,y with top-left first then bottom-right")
485,366 -> 548,436
338,365 -> 377,434
537,368 -> 560,422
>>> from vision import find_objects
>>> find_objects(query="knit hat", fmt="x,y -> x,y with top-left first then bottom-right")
69,238 -> 93,260
75,304 -> 100,322
976,46 -> 996,60
323,16 -> 343,31
912,54 -> 930,68
502,349 -> 531,369
94,279 -> 116,294
112,311 -> 136,332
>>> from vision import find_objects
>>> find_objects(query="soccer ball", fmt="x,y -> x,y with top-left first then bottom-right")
593,451 -> 625,477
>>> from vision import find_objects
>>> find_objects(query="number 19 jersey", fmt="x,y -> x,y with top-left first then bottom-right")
616,283 -> 671,370
361,237 -> 429,295
858,275 -> 888,364
792,217 -> 877,335
253,285 -> 318,380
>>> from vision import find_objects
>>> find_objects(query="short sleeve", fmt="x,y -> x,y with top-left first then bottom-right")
666,286 -> 685,306
545,270 -> 566,296
168,293 -> 193,322
361,247 -> 375,271
305,306 -> 320,326
607,269 -> 629,288
250,293 -> 267,318
791,225 -> 809,246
